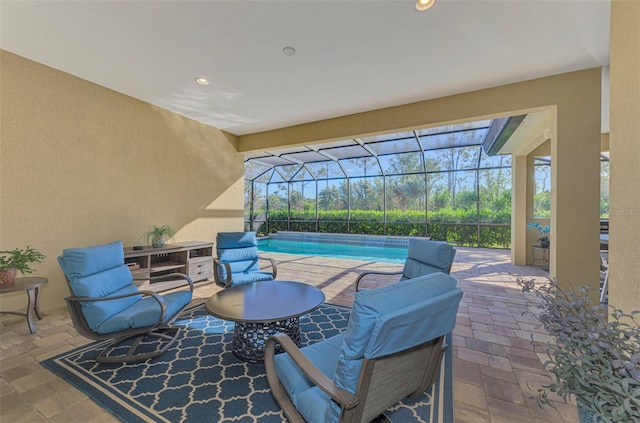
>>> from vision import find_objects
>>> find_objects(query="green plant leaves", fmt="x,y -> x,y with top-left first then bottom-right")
519,278 -> 640,421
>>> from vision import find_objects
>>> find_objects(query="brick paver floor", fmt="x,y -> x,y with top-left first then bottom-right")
0,247 -> 579,422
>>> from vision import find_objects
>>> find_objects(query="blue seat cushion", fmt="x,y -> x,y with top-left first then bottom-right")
96,290 -> 192,334
275,334 -> 344,423
226,271 -> 274,286
74,282 -> 141,332
217,247 -> 260,279
66,265 -> 136,299
275,333 -> 343,398
216,258 -> 260,279
295,387 -> 331,423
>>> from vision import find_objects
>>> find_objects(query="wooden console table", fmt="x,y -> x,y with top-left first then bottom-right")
124,241 -> 213,292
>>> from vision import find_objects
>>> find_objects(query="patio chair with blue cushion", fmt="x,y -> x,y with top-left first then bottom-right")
58,241 -> 193,363
355,238 -> 456,291
213,231 -> 277,288
265,271 -> 463,423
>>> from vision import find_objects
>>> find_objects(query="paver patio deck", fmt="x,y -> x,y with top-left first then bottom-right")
0,247 -> 579,422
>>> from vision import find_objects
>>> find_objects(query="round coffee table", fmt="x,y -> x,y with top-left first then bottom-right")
205,281 -> 325,363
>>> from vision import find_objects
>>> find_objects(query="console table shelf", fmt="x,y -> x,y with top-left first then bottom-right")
150,262 -> 185,272
124,241 -> 213,292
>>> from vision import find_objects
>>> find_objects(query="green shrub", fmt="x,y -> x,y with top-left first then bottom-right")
257,207 -> 511,248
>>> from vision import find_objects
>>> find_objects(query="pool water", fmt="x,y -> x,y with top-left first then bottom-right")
257,238 -> 407,264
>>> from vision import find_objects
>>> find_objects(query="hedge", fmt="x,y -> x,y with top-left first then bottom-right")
253,207 -> 511,248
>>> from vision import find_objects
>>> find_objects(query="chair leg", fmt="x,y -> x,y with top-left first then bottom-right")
96,327 -> 181,364
600,268 -> 609,304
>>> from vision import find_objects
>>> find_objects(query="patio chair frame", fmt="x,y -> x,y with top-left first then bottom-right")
265,332 -> 446,423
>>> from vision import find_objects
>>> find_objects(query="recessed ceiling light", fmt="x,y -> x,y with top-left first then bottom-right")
416,0 -> 435,11
195,77 -> 210,86
282,46 -> 296,56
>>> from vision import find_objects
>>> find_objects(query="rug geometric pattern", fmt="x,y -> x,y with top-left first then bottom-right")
41,303 -> 452,422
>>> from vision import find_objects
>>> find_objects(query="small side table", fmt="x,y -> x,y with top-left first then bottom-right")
530,246 -> 549,271
0,276 -> 48,333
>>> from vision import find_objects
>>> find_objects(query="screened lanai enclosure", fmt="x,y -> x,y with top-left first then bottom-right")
244,120 -> 527,248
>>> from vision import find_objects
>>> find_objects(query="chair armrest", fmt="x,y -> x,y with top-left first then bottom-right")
150,272 -> 194,292
265,333 -> 358,410
355,270 -> 403,292
65,290 -> 158,303
258,256 -> 277,279
212,258 -> 233,288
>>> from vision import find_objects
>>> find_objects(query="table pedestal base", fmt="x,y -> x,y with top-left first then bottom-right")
232,318 -> 300,363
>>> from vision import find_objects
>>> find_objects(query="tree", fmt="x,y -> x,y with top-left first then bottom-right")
534,160 -> 551,217
319,184 -> 345,211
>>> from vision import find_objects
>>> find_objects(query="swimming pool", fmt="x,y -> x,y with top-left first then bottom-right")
257,235 -> 408,264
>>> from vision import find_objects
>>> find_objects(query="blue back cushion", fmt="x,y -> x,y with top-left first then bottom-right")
327,272 -> 461,421
402,239 -> 455,279
58,241 -> 141,332
216,232 -> 261,278
216,231 -> 258,249
59,241 -> 127,280
365,288 -> 462,358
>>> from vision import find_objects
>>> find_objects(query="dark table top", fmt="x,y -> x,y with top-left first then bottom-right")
205,281 -> 325,323
0,276 -> 48,294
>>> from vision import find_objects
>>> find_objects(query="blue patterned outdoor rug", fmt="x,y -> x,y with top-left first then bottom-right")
41,303 -> 453,422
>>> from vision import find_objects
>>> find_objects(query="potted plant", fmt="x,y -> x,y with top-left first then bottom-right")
518,278 -> 640,423
527,222 -> 550,248
0,246 -> 46,286
146,225 -> 175,248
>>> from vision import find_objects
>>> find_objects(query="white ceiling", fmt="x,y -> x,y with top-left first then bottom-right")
1,0 -> 611,137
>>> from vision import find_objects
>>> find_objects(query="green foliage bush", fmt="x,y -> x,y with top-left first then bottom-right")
260,207 -> 511,248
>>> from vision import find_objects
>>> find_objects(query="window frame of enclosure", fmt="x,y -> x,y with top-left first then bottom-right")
244,125 -> 513,246
533,157 -> 552,219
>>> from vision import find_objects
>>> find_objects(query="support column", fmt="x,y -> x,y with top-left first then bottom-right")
551,78 -> 602,297
608,0 -> 640,312
511,155 -> 528,265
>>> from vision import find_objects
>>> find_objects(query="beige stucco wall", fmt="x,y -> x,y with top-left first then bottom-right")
608,0 -> 640,313
239,69 -> 603,294
0,50 -> 245,312
601,133 -> 610,152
